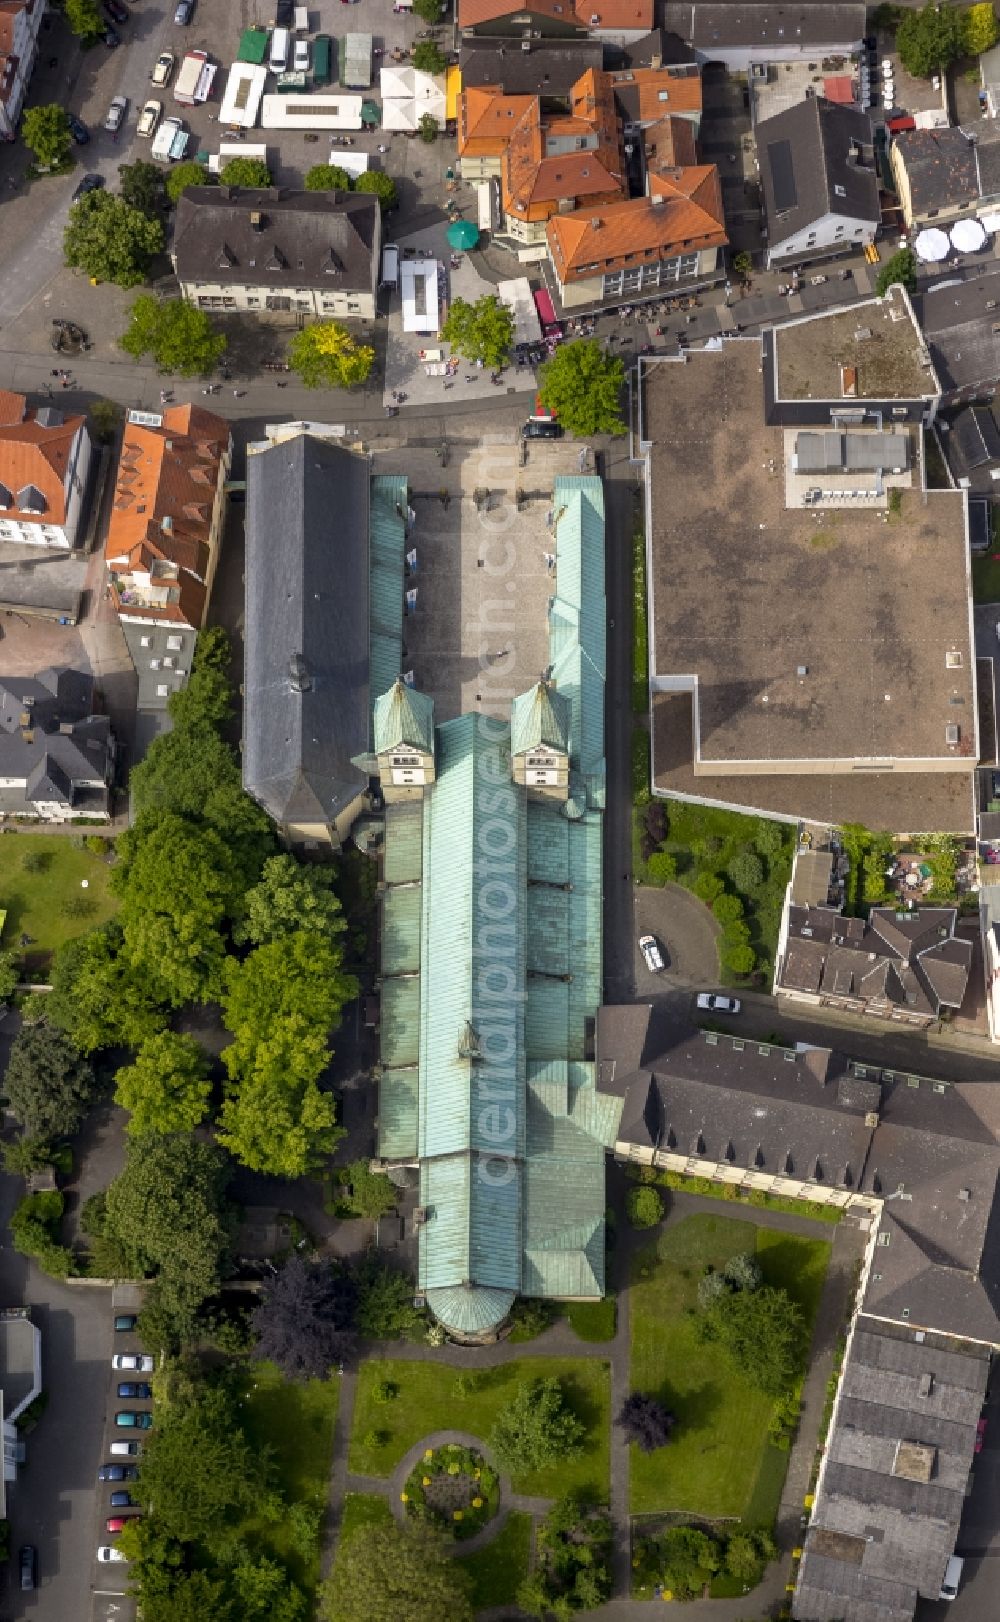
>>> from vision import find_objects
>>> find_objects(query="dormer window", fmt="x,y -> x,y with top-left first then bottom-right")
0,482 -> 11,509
16,484 -> 46,515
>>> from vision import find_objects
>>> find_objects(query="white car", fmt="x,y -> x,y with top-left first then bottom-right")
696,993 -> 742,1014
638,934 -> 665,974
109,1440 -> 141,1457
293,37 -> 310,70
112,1353 -> 154,1372
151,49 -> 175,86
137,99 -> 161,137
97,1545 -> 128,1564
104,95 -> 128,134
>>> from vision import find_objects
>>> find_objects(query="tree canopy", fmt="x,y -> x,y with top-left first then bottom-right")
518,1497 -> 612,1618
353,170 -> 397,209
63,0 -> 103,39
617,1392 -> 674,1453
103,1135 -> 233,1340
165,161 -> 210,205
411,0 -> 443,19
64,189 -> 164,288
305,163 -> 353,190
321,1523 -> 472,1622
251,1255 -> 356,1378
288,322 -> 375,388
353,1255 -> 424,1339
48,922 -> 169,1053
235,854 -> 347,946
137,1383 -> 270,1546
120,295 -> 227,377
118,160 -> 165,218
964,1 -> 999,53
701,1284 -> 805,1395
875,246 -> 917,298
219,157 -> 272,187
412,40 -> 447,72
22,104 -> 71,170
0,950 -> 19,1004
114,814 -> 237,1007
4,1019 -> 95,1143
537,339 -> 626,436
441,294 -> 514,368
896,2 -> 962,76
489,1376 -> 585,1473
115,1031 -> 212,1137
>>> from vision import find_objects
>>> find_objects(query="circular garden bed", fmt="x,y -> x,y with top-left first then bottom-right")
400,1443 -> 499,1540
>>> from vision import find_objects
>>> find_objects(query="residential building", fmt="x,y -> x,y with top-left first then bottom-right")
662,1 -> 865,70
981,884 -> 1000,1044
609,60 -> 702,134
105,403 -> 232,713
375,478 -> 622,1341
757,97 -> 880,267
458,0 -> 653,45
0,668 -> 114,823
915,268 -> 1000,407
457,85 -> 537,179
171,187 -> 380,320
502,70 -> 625,248
242,425 -> 406,849
635,305 -> 979,833
775,903 -> 973,1027
890,124 -> 1000,228
0,392 -> 92,550
458,37 -> 604,100
940,404 -> 1000,491
0,0 -> 44,143
0,1310 -> 41,1516
547,172 -> 726,305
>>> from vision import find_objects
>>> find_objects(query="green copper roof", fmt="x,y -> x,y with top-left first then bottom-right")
374,679 -> 435,757
378,1069 -> 418,1160
380,977 -> 419,1069
522,1065 -> 610,1299
525,804 -> 602,1062
382,883 -> 421,977
511,681 -> 570,757
548,478 -> 606,799
383,800 -> 423,885
424,1284 -> 516,1337
370,475 -> 408,729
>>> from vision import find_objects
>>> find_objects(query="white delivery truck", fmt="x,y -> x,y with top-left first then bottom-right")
151,116 -> 190,161
174,49 -> 217,106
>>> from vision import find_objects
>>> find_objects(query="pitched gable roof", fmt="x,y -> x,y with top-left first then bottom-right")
456,84 -> 536,156
547,174 -> 725,281
0,396 -> 84,530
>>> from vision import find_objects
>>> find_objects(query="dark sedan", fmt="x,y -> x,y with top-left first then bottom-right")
98,1463 -> 139,1481
116,1382 -> 152,1400
66,112 -> 89,144
72,173 -> 105,201
103,0 -> 129,20
103,23 -> 120,46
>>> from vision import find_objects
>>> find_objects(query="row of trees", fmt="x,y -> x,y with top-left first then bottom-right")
896,1 -> 998,77
636,1522 -> 777,1601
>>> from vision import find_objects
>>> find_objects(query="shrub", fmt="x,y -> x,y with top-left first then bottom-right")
712,893 -> 744,925
697,1269 -> 731,1310
372,1380 -> 398,1404
644,802 -> 668,844
631,728 -> 651,803
647,851 -> 677,885
692,872 -> 725,904
723,1251 -> 762,1292
363,1428 -> 388,1448
753,819 -> 785,856
626,1186 -> 663,1228
727,851 -> 764,892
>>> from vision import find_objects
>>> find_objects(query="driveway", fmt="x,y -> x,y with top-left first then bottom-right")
633,881 -> 720,997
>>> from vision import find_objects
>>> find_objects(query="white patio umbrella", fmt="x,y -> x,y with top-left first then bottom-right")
914,227 -> 951,262
950,217 -> 987,253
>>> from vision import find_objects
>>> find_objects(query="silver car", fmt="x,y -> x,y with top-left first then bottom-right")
639,934 -> 665,973
104,94 -> 128,134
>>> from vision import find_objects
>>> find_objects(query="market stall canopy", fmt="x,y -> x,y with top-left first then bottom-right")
950,217 -> 987,252
447,219 -> 478,249
914,227 -> 950,262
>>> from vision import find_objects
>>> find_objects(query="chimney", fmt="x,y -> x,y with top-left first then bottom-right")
288,653 -> 312,693
250,210 -> 265,231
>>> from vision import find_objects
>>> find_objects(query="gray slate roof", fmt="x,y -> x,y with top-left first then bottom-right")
663,1 -> 866,50
172,186 -> 379,296
459,37 -> 604,96
0,667 -> 112,816
243,434 -> 371,829
778,904 -> 972,1019
917,268 -> 1000,394
893,126 -> 1000,218
759,98 -> 880,248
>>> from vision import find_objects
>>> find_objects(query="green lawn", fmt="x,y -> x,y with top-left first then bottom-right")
0,834 -> 117,965
349,1356 -> 611,1502
238,1361 -> 340,1593
565,1296 -> 617,1342
338,1490 -> 393,1543
458,1510 -> 533,1611
629,1214 -> 830,1521
973,552 -> 1000,605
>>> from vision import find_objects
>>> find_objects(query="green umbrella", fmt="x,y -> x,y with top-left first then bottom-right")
447,219 -> 479,250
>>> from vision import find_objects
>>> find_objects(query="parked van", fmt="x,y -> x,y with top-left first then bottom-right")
269,27 -> 290,71
940,1555 -> 964,1601
380,244 -> 399,286
151,115 -> 189,161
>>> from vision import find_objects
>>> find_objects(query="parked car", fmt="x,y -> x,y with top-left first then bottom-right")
98,1463 -> 139,1481
112,1354 -> 154,1372
109,1491 -> 135,1508
97,1546 -> 127,1564
72,173 -> 104,201
940,1554 -> 964,1601
523,419 -> 563,439
19,1546 -> 36,1592
695,993 -> 742,1014
114,1314 -> 138,1333
103,23 -> 121,46
293,37 -> 310,70
276,0 -> 293,22
109,1440 -> 141,1456
137,99 -> 161,137
151,49 -> 175,85
116,1382 -> 152,1400
115,1411 -> 153,1429
104,94 -> 128,134
66,112 -> 90,144
106,1517 -> 134,1534
638,933 -> 665,974
173,0 -> 194,22
976,1417 -> 988,1453
103,0 -> 129,21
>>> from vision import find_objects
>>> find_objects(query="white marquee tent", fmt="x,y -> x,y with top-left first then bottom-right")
379,65 -> 446,131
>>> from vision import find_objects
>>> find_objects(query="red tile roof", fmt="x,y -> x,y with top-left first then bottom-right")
458,0 -> 651,30
105,403 -> 231,629
547,174 -> 727,282
457,84 -> 537,158
0,392 -> 85,530
502,72 -> 625,221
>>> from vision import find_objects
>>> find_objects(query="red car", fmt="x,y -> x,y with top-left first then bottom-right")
976,1418 -> 988,1453
105,1516 -> 138,1534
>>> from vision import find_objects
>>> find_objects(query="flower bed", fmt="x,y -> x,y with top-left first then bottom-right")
400,1443 -> 499,1541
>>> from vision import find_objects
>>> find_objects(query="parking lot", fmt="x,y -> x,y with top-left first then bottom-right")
89,1295 -> 148,1622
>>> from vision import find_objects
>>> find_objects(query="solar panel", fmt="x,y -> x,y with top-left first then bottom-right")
769,138 -> 797,212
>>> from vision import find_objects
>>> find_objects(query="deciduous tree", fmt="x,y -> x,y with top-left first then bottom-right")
875,246 -> 917,297
964,0 -> 999,53
626,1186 -> 663,1228
288,322 -> 375,388
115,1031 -> 212,1137
896,1 -> 962,74
412,39 -> 447,72
617,1392 -> 675,1452
321,1522 -> 472,1622
164,161 -> 210,205
4,1019 -> 95,1143
118,160 -> 165,218
489,1376 -> 584,1473
537,339 -> 626,436
306,163 -> 353,190
120,295 -> 227,376
235,854 -> 346,946
219,157 -> 272,187
114,814 -> 237,1006
63,0 -> 103,39
354,170 -> 397,209
353,1255 -> 424,1339
22,104 -> 71,170
137,1384 -> 269,1545
218,1013 -> 343,1177
48,923 -> 169,1053
252,1255 -> 356,1378
701,1284 -> 805,1395
441,294 -> 514,368
64,190 -> 164,288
